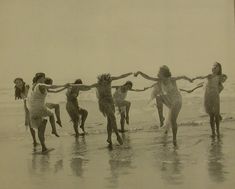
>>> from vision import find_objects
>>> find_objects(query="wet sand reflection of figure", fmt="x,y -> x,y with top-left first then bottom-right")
54,159 -> 64,174
154,135 -> 184,185
106,133 -> 134,188
29,153 -> 51,177
70,137 -> 88,178
207,138 -> 226,183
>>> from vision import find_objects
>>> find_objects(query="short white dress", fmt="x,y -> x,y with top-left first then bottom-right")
28,84 -> 53,128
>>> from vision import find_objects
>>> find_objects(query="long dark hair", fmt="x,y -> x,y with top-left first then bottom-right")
32,72 -> 46,84
44,77 -> 53,85
97,74 -> 111,84
74,79 -> 82,84
123,81 -> 133,89
158,65 -> 172,78
215,62 -> 222,75
14,78 -> 26,100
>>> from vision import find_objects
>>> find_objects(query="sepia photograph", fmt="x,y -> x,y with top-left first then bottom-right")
0,0 -> 235,188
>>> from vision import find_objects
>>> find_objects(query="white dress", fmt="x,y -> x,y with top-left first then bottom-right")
161,78 -> 182,131
113,87 -> 128,113
28,84 -> 53,128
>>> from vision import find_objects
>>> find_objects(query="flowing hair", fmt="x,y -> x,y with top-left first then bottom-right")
14,78 -> 26,100
158,65 -> 172,78
97,74 -> 111,84
215,62 -> 222,75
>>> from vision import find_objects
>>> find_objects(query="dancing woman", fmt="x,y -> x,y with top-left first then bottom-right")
28,73 -> 68,152
192,62 -> 227,137
88,72 -> 133,146
14,78 -> 38,146
135,66 -> 192,146
112,81 -> 148,132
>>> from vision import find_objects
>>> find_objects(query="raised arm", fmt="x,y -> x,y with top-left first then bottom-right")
173,76 -> 193,82
192,75 -> 209,81
179,83 -> 204,93
38,83 -> 69,94
134,71 -> 159,81
130,83 -> 155,92
69,83 -> 97,91
111,72 -> 133,81
48,87 -> 67,93
40,83 -> 68,90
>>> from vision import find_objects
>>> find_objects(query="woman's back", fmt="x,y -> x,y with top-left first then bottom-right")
96,82 -> 112,100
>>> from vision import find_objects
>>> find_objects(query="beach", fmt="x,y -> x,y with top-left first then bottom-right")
1,87 -> 235,189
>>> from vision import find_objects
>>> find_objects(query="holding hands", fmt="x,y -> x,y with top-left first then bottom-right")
134,71 -> 141,77
65,83 -> 70,88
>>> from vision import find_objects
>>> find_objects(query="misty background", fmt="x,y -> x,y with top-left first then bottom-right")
0,0 -> 234,87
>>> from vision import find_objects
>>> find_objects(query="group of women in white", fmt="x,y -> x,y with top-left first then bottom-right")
13,62 -> 227,153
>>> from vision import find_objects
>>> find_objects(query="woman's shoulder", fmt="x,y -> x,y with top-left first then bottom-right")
207,74 -> 213,79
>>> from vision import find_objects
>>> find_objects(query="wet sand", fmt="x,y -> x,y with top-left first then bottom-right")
1,96 -> 235,189
1,121 -> 235,189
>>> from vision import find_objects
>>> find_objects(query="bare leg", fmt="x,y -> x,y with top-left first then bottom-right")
79,108 -> 88,132
38,119 -> 48,152
117,101 -> 131,125
29,128 -> 38,146
47,103 -> 62,127
170,104 -> 181,146
25,109 -> 38,145
49,114 -> 60,137
215,114 -> 220,137
209,114 -> 216,137
156,96 -> 165,127
54,104 -> 62,127
120,112 -> 125,132
107,117 -> 112,145
109,113 -> 123,145
125,101 -> 131,125
73,120 -> 79,138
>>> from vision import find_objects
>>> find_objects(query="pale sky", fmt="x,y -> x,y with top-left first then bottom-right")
0,0 -> 234,86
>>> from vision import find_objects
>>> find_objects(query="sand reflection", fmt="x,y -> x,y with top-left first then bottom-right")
207,138 -> 226,183
106,133 -> 134,188
70,137 -> 88,178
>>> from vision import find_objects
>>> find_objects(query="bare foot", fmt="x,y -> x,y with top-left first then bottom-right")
33,142 -> 39,147
56,120 -> 62,127
42,147 -> 48,153
42,148 -> 54,154
116,135 -> 123,145
107,141 -> 113,150
107,139 -> 112,145
52,131 -> 60,137
118,129 -> 127,133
